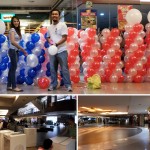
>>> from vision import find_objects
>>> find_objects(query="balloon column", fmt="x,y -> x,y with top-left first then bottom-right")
100,28 -> 123,82
67,27 -> 80,83
144,12 -> 150,82
124,9 -> 147,83
79,28 -> 101,82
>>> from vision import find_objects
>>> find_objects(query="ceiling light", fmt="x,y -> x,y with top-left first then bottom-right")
26,15 -> 31,18
0,109 -> 8,115
100,13 -> 104,16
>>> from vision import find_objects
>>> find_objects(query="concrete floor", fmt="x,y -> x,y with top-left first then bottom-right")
78,126 -> 150,150
1,82 -> 150,94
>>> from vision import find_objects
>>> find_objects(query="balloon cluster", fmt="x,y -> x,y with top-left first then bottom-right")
124,9 -> 147,83
79,28 -> 101,82
67,27 -> 80,83
100,28 -> 123,82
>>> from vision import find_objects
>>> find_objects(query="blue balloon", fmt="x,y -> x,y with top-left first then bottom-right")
24,56 -> 27,62
28,68 -> 37,78
2,56 -> 9,63
25,76 -> 33,85
41,49 -> 45,55
44,41 -> 50,48
26,49 -> 32,55
26,41 -> 35,50
8,62 -> 11,69
31,33 -> 40,43
19,39 -> 25,48
44,32 -> 48,39
17,75 -> 25,84
0,34 -> 6,43
34,63 -> 41,71
60,70 -> 63,77
0,44 -> 1,49
0,70 -> 2,76
19,51 -> 24,56
46,62 -> 50,70
46,70 -> 51,77
20,69 -> 25,76
0,63 -> 7,71
38,55 -> 45,63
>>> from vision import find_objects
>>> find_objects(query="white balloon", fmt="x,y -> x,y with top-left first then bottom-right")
147,11 -> 150,22
126,9 -> 142,25
27,54 -> 38,68
0,20 -> 6,34
48,45 -> 58,55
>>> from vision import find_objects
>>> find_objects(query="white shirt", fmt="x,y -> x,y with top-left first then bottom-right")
47,22 -> 68,53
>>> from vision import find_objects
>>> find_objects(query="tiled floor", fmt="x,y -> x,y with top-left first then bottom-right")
78,126 -> 150,150
1,82 -> 150,94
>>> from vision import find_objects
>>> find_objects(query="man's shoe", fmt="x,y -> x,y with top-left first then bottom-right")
48,86 -> 54,91
67,86 -> 72,92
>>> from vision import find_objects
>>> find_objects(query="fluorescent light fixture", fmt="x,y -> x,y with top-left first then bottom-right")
101,112 -> 128,115
0,109 -> 8,115
100,13 -> 104,16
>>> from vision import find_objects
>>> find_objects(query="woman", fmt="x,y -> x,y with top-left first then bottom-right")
7,16 -> 27,92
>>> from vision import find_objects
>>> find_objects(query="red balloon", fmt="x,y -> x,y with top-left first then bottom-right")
68,55 -> 76,64
102,42 -> 110,51
118,75 -> 124,83
81,50 -> 90,58
70,49 -> 79,56
105,68 -> 113,77
133,24 -> 143,32
139,44 -> 146,51
87,68 -> 95,76
137,68 -> 146,76
86,37 -> 95,45
100,75 -> 106,82
67,36 -> 71,42
71,75 -> 80,83
133,75 -> 143,83
134,50 -> 144,58
38,77 -> 50,89
87,28 -> 96,37
125,62 -> 133,70
110,28 -> 120,37
91,62 -> 100,70
107,36 -> 115,44
125,38 -> 133,46
108,62 -> 116,70
111,55 -> 121,63
82,45 -> 92,52
68,27 -> 75,36
115,49 -> 122,56
128,30 -> 138,39
94,55 -> 103,62
129,56 -> 138,64
99,49 -> 107,56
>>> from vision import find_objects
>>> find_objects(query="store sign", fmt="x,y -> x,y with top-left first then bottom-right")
81,9 -> 97,29
118,5 -> 132,30
1,13 -> 15,22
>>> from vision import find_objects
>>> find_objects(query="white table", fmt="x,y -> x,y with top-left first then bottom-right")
4,132 -> 26,150
0,130 -> 13,150
24,128 -> 37,147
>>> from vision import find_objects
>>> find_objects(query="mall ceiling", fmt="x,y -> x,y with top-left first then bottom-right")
78,96 -> 150,115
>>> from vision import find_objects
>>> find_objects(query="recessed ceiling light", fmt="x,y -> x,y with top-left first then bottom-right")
100,13 -> 104,16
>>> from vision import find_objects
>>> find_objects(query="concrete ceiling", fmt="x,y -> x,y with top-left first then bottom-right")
78,96 -> 150,115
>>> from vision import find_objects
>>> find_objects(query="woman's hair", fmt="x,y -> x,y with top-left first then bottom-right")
10,16 -> 21,38
43,139 -> 53,149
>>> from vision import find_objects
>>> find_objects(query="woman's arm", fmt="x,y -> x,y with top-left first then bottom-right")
10,31 -> 27,56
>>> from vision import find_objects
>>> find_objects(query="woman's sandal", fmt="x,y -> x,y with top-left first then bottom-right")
7,87 -> 12,91
12,87 -> 23,92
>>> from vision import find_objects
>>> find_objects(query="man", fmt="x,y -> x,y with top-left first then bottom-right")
47,9 -> 72,92
38,139 -> 53,150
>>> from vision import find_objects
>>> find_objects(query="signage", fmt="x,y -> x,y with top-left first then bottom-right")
1,13 -> 15,22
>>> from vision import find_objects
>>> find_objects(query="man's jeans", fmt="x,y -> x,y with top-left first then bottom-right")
7,49 -> 19,88
49,51 -> 71,88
